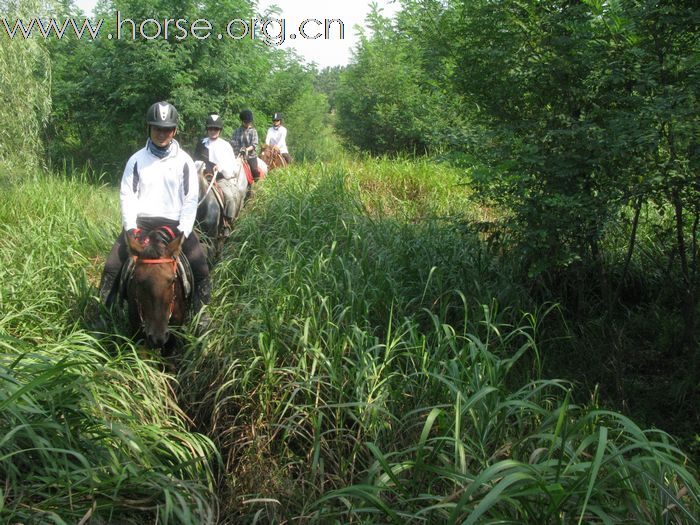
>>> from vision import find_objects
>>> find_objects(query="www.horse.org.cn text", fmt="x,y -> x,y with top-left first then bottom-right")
1,13 -> 346,46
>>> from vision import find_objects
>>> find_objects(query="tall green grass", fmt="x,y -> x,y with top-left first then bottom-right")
0,0 -> 51,172
0,170 -> 218,524
1,159 -> 697,524
179,157 -> 699,523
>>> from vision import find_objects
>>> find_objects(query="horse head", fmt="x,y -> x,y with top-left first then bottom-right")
195,161 -> 221,242
126,229 -> 185,348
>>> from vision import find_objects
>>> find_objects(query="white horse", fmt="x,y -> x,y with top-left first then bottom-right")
194,158 -> 250,259
228,156 -> 250,219
257,157 -> 269,179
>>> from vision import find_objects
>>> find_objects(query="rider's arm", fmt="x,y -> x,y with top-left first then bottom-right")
250,128 -> 259,153
178,156 -> 199,237
277,127 -> 287,151
213,140 -> 236,178
230,128 -> 242,152
120,154 -> 140,232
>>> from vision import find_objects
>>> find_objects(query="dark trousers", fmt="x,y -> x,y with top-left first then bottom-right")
100,217 -> 209,303
247,157 -> 260,181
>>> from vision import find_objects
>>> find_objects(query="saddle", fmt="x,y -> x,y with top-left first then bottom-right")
118,229 -> 194,304
242,162 -> 254,184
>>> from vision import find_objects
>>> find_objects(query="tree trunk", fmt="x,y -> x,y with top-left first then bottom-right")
671,187 -> 695,353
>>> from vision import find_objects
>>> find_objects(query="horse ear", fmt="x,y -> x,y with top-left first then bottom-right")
127,232 -> 144,256
165,232 -> 185,259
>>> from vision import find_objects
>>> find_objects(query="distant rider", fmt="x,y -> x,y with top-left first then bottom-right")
194,113 -> 239,236
230,109 -> 261,181
265,112 -> 291,165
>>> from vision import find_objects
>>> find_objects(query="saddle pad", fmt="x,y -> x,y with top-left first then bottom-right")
212,181 -> 226,211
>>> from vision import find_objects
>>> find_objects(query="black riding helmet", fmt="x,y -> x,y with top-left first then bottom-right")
206,114 -> 224,129
272,112 -> 283,121
147,101 -> 179,128
239,109 -> 253,123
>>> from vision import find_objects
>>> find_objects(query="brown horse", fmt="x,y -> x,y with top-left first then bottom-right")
126,229 -> 187,348
260,144 -> 288,172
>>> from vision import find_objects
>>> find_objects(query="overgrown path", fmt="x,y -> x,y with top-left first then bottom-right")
1,162 -> 698,524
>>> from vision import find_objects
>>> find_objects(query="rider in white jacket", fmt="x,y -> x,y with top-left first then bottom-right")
265,112 -> 292,165
194,114 -> 243,234
98,101 -> 211,325
120,138 -> 199,236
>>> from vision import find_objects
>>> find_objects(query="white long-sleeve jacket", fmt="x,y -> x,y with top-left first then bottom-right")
120,140 -> 199,237
265,125 -> 289,154
200,137 -> 238,179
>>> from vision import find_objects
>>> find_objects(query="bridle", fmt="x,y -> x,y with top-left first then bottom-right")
266,147 -> 286,168
198,171 -> 218,206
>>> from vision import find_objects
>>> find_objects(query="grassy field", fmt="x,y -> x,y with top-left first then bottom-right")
1,161 -> 698,523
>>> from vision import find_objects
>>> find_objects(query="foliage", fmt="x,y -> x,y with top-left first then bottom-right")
335,5 -> 458,155
336,0 -> 699,350
255,60 -> 338,161
177,159 -> 699,523
0,171 -> 218,524
0,0 -> 52,172
313,65 -> 343,111
447,0 -> 699,279
284,89 -> 337,161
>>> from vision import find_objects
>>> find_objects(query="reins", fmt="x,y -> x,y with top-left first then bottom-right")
198,173 -> 218,206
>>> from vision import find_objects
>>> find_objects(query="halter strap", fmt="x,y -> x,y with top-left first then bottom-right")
135,257 -> 177,265
130,256 -> 179,322
160,225 -> 177,239
132,256 -> 178,274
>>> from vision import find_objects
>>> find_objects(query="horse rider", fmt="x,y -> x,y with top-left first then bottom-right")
194,113 -> 239,236
265,112 -> 292,165
97,101 -> 211,329
230,109 -> 261,181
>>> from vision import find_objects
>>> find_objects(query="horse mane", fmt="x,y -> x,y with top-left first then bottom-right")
140,229 -> 171,259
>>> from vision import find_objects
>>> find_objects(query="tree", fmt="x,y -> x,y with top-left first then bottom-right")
335,4 -> 456,155
0,0 -> 52,172
47,0 -> 268,173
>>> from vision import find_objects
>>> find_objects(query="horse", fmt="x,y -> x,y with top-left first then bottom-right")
125,228 -> 188,349
260,144 -> 287,172
228,156 -> 250,215
196,160 -> 224,260
195,158 -> 251,259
